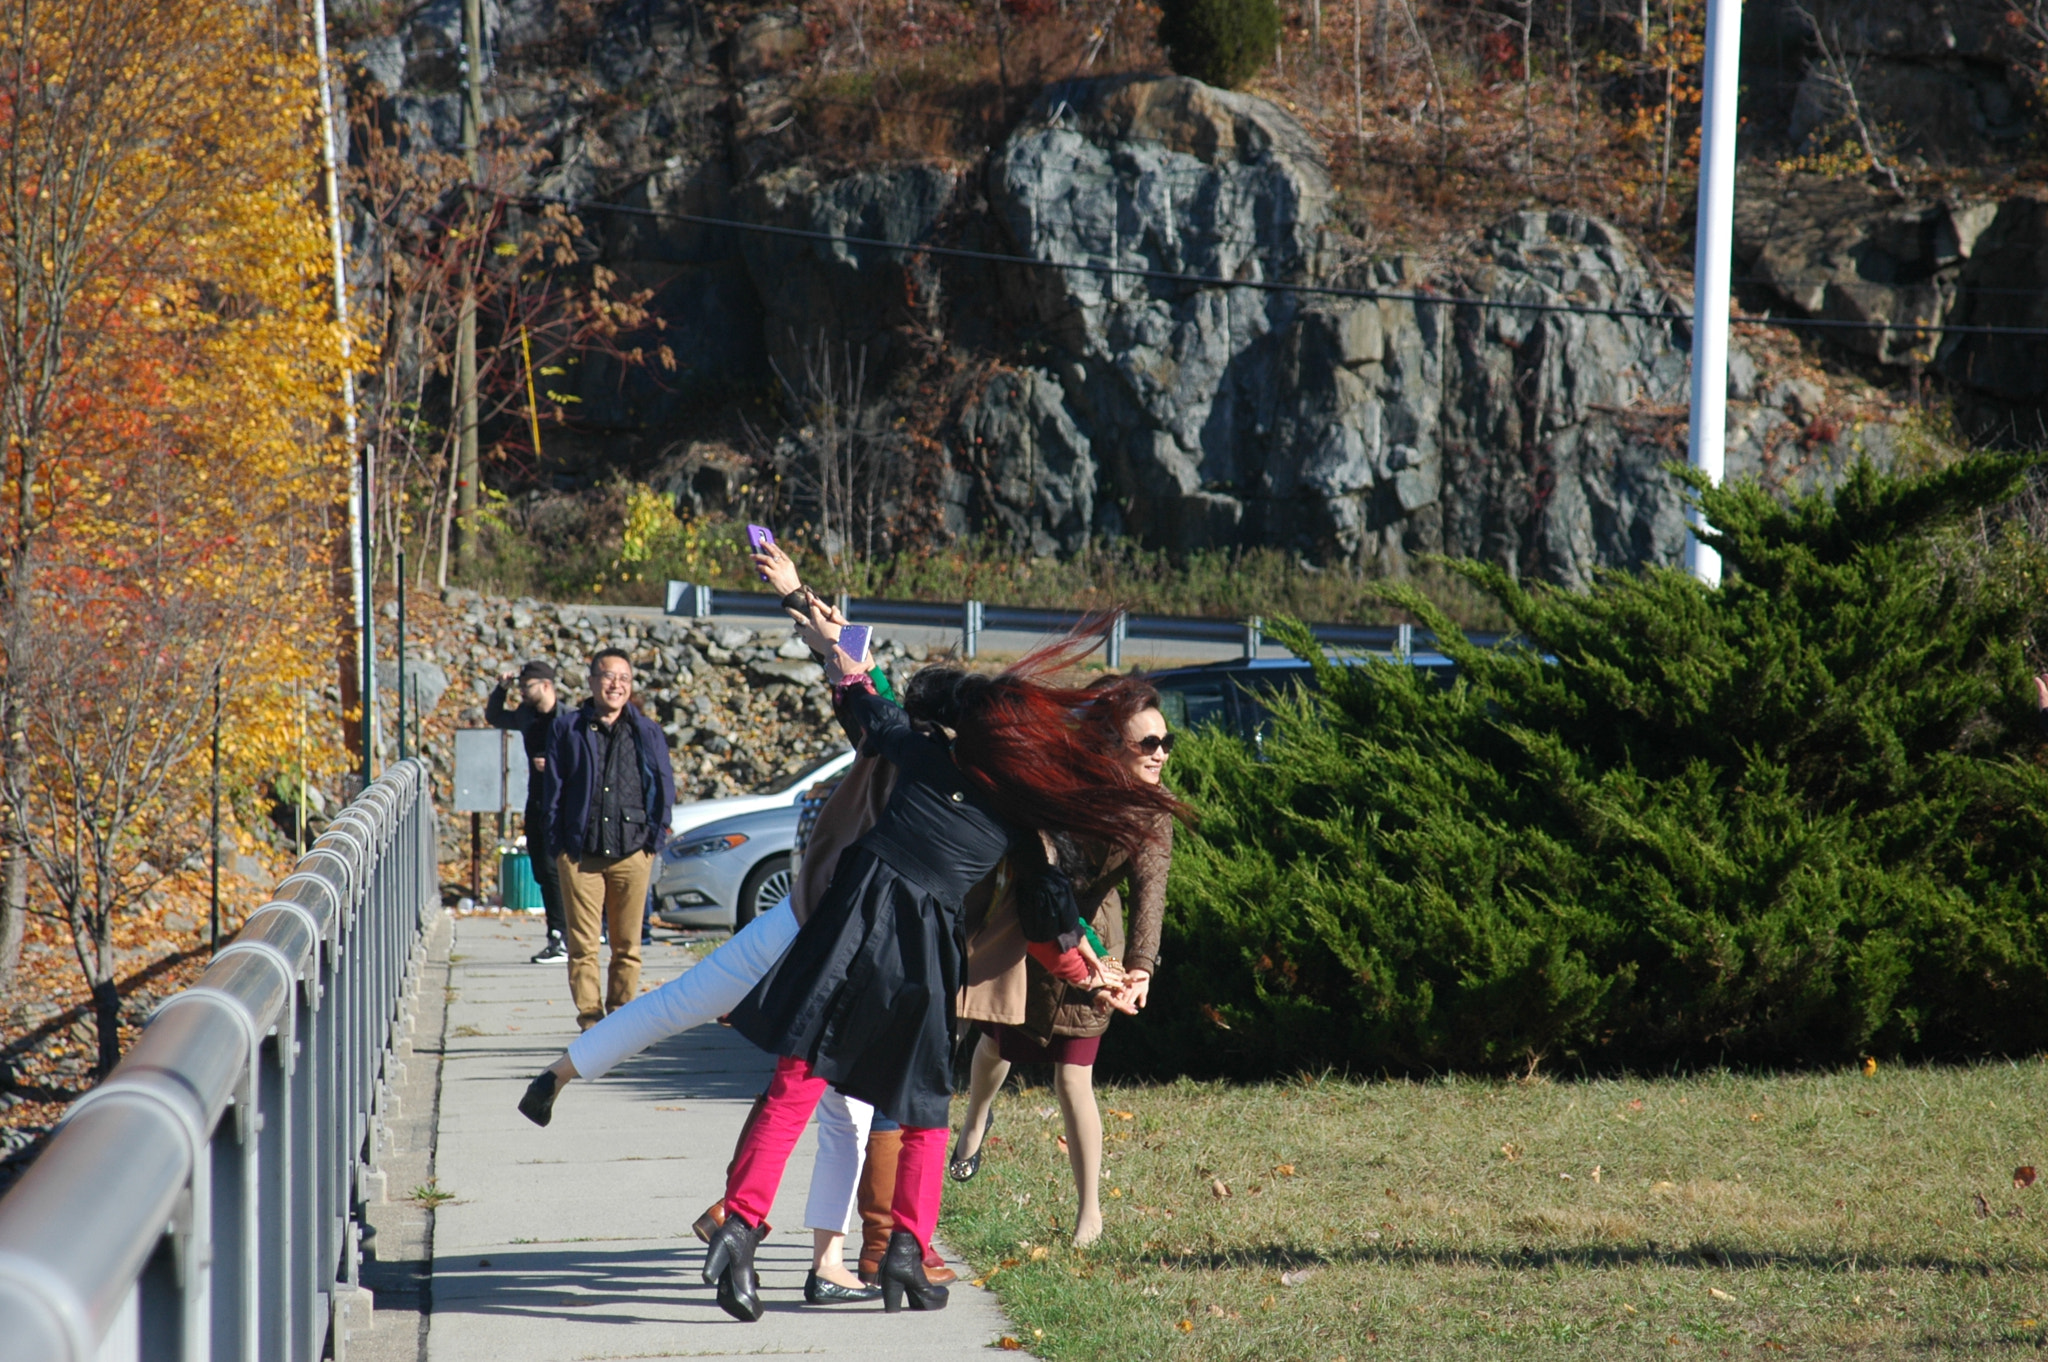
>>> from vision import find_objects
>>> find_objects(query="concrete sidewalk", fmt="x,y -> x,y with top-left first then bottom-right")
425,913 -> 1012,1361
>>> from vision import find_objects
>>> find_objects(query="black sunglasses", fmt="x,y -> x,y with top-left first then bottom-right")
1130,733 -> 1175,756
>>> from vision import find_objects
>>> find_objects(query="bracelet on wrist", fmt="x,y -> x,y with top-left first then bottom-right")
780,587 -> 810,611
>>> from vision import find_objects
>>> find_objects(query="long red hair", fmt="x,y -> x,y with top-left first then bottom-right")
904,622 -> 1189,859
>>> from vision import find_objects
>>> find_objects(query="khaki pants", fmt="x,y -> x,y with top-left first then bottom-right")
558,850 -> 653,1028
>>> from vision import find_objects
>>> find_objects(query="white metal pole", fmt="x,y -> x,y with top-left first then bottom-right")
1684,0 -> 1742,588
310,0 -> 373,774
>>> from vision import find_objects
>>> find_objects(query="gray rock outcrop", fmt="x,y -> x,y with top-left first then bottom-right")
1941,190 -> 2048,437
979,77 -> 1699,586
1735,168 -> 2000,366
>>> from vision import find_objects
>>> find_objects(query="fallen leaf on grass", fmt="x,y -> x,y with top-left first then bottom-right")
1591,1165 -> 1603,1183
1974,1192 -> 1993,1219
1109,1109 -> 1134,1120
1559,1172 -> 1575,1181
1211,1177 -> 1231,1198
1761,1341 -> 1788,1352
1708,1287 -> 1736,1302
1747,1112 -> 1764,1122
997,1337 -> 1024,1351
1275,1163 -> 1296,1177
1029,1246 -> 1050,1261
1036,1106 -> 1057,1120
1206,1304 -> 1228,1317
1628,1099 -> 1645,1110
1199,1003 -> 1231,1030
1259,1294 -> 1277,1310
1500,1143 -> 1522,1161
1176,1319 -> 1194,1332
1109,1187 -> 1123,1198
1280,1268 -> 1317,1287
2017,1166 -> 2038,1190
1861,1056 -> 1879,1076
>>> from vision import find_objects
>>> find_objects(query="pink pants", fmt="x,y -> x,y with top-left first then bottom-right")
725,1056 -> 946,1250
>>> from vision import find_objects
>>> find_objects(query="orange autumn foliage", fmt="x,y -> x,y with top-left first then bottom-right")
0,0 -> 353,1063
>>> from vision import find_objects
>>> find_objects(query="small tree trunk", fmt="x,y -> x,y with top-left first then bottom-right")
0,847 -> 24,991
1353,0 -> 1365,138
93,897 -> 121,1075
92,977 -> 121,1076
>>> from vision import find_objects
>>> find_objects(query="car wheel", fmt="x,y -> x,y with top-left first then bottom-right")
735,854 -> 792,929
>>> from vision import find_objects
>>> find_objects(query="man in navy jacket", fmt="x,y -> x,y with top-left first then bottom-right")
540,647 -> 677,1029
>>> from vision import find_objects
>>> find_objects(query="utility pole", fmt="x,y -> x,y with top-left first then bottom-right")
209,672 -> 222,955
397,549 -> 409,760
309,0 -> 373,784
1684,0 -> 1742,588
456,0 -> 484,570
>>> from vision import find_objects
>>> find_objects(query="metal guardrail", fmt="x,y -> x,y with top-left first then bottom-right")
0,760 -> 438,1362
663,580 -> 1507,663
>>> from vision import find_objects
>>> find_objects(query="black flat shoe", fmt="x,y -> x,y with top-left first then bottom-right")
948,1104 -> 996,1182
517,1071 -> 559,1127
878,1229 -> 949,1313
804,1270 -> 882,1304
702,1212 -> 766,1322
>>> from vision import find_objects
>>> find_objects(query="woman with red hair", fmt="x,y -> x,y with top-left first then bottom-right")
951,676 -> 1176,1246
701,639 -> 1184,1320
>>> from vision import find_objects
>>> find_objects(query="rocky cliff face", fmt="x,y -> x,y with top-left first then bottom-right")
970,79 -> 1705,586
346,0 -> 2024,591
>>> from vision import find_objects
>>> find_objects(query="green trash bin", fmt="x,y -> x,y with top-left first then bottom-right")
500,849 -> 543,911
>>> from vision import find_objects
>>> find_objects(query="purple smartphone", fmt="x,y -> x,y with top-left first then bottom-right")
747,524 -> 775,580
838,625 -> 872,666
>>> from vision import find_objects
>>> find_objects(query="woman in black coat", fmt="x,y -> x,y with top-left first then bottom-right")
703,642 -> 1184,1320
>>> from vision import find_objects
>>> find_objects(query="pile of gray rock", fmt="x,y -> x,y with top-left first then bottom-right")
399,589 -> 920,809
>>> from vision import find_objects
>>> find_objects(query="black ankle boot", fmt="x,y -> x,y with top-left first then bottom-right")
701,1211 -> 766,1321
878,1229 -> 949,1313
516,1071 -> 560,1127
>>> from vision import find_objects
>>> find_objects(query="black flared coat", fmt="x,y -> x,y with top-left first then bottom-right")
728,684 -> 1071,1128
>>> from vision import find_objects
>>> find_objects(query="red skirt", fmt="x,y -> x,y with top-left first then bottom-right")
989,1022 -> 1101,1067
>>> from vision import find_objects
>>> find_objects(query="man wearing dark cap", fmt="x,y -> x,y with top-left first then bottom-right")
488,661 -> 569,962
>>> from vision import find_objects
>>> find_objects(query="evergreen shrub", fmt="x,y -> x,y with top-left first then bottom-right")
1110,454 -> 2048,1077
1156,0 -> 1281,90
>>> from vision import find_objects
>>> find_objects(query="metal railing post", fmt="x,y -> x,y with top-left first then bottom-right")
1243,616 -> 1263,660
963,599 -> 983,660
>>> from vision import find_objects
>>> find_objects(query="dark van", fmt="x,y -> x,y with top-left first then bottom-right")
1142,652 -> 1458,749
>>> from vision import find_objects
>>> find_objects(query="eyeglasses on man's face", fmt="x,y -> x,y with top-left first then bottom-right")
593,669 -> 633,689
1129,733 -> 1175,756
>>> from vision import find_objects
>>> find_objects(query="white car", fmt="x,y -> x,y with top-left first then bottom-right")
669,746 -> 856,839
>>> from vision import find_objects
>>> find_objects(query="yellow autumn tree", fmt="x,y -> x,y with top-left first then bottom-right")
0,0 -> 351,1067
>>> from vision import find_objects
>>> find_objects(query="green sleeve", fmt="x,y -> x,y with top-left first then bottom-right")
872,666 -> 898,705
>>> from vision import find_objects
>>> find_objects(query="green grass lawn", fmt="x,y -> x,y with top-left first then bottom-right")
940,1062 -> 2048,1360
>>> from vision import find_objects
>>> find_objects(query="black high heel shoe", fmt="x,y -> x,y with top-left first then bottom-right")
878,1229 -> 949,1312
517,1071 -> 560,1127
947,1105 -> 996,1182
701,1212 -> 767,1321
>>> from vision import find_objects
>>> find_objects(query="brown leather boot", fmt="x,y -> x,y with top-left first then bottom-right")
856,1127 -> 903,1281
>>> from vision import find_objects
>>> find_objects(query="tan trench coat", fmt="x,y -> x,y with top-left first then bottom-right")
957,817 -> 1172,1043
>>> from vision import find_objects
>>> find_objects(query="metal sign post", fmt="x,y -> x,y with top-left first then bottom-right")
453,728 -> 527,902
1685,0 -> 1743,589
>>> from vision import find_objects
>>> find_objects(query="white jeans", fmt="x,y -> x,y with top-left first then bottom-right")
564,898 -> 872,1234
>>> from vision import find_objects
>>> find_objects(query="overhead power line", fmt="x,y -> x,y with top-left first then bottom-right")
505,189 -> 2048,340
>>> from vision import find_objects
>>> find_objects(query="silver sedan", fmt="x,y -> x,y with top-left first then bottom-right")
652,805 -> 798,930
